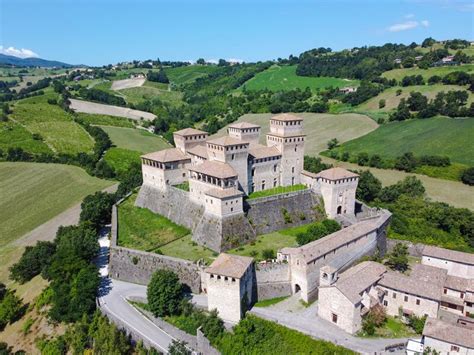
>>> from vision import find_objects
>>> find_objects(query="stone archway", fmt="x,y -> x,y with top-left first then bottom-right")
337,205 -> 342,215
294,284 -> 301,293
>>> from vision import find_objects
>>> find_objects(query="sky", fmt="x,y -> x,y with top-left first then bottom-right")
1,0 -> 473,66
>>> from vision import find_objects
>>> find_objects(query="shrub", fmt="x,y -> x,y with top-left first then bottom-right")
461,167 -> 474,186
407,314 -> 426,334
147,270 -> 183,317
9,241 -> 56,284
261,249 -> 276,260
281,208 -> 292,224
385,243 -> 409,272
378,99 -> 386,109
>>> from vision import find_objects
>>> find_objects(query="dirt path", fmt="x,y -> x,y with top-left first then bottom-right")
111,78 -> 145,91
69,99 -> 156,121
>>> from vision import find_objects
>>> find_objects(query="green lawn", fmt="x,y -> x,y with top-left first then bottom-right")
0,162 -> 113,248
381,64 -> 474,81
254,296 -> 289,307
331,116 -> 474,165
104,147 -> 142,175
164,65 -> 219,85
239,65 -> 359,92
359,317 -> 416,338
228,232 -> 297,261
11,96 -> 95,155
0,121 -> 52,154
215,112 -> 378,156
159,235 -> 216,263
99,126 -> 170,153
247,184 -> 306,199
117,193 -> 190,252
76,112 -> 136,128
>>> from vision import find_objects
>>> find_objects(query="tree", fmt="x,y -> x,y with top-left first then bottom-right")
0,289 -> 23,330
402,57 -> 415,68
421,37 -> 436,48
201,309 -> 225,341
378,99 -> 386,109
369,154 -> 383,168
147,270 -> 183,317
356,170 -> 382,202
168,340 -> 191,355
357,152 -> 369,166
147,69 -> 169,84
196,58 -> 206,65
385,242 -> 409,272
261,249 -> 275,260
79,192 -> 115,232
394,152 -> 418,172
461,167 -> 474,186
218,59 -> 229,67
9,241 -> 56,283
326,138 -> 339,150
407,92 -> 428,111
389,98 -> 411,121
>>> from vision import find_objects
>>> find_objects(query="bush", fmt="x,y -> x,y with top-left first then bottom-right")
0,286 -> 23,330
385,243 -> 409,272
378,99 -> 386,109
461,167 -> 474,186
147,270 -> 183,317
261,249 -> 276,260
296,220 -> 341,246
407,314 -> 426,334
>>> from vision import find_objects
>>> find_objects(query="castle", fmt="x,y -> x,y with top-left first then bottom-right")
139,114 -> 359,252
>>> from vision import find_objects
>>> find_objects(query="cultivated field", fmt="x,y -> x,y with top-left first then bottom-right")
381,64 -> 474,81
0,162 -> 113,249
69,98 -> 156,121
76,112 -> 136,128
334,116 -> 474,165
104,147 -> 142,174
0,120 -> 52,154
165,65 -> 219,85
216,112 -> 378,155
99,126 -> 170,152
359,84 -> 473,112
321,157 -> 474,210
119,85 -> 183,107
111,77 -> 145,91
239,65 -> 359,92
11,96 -> 95,154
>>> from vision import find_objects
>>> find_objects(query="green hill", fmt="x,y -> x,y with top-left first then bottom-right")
332,117 -> 474,165
239,65 -> 359,92
165,65 -> 219,85
381,64 -> 474,81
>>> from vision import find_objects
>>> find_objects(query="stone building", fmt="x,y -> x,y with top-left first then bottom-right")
423,317 -> 474,354
318,261 -> 386,334
203,253 -> 256,323
422,245 -> 474,280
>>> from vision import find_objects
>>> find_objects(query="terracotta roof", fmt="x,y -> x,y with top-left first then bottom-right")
228,122 -> 260,129
280,212 -> 391,263
189,160 -> 237,179
410,264 -> 447,286
205,253 -> 253,279
316,167 -> 359,181
266,132 -> 306,139
207,136 -> 249,147
378,271 -> 443,301
205,188 -> 243,199
142,148 -> 190,163
186,144 -> 208,159
249,144 -> 281,159
423,317 -> 474,349
445,275 -> 473,292
423,245 -> 474,266
174,128 -> 208,136
271,113 -> 303,122
333,261 -> 386,304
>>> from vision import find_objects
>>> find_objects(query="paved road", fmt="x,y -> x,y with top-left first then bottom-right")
251,296 -> 408,354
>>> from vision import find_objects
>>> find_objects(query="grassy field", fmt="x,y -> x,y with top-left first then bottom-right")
0,162 -> 113,248
254,296 -> 290,307
99,126 -> 170,152
117,194 -> 190,252
104,147 -> 142,175
359,84 -> 473,112
11,95 -> 95,154
239,65 -> 359,92
228,232 -> 298,261
358,317 -> 416,338
332,116 -> 474,165
159,235 -> 216,263
164,65 -> 219,85
381,64 -> 474,81
76,112 -> 136,128
247,184 -> 306,199
0,120 -> 52,154
120,84 -> 183,107
215,112 -> 378,156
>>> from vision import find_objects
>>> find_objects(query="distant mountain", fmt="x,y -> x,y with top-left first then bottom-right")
0,54 -> 77,68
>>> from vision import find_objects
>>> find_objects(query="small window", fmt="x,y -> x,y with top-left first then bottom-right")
404,296 -> 408,302
444,288 -> 448,294
451,345 -> 460,352
383,300 -> 388,306
332,313 -> 338,324
231,153 -> 235,160
392,292 -> 397,299
416,299 -> 420,305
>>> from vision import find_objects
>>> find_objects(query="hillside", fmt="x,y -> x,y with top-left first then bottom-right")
0,53 -> 75,68
238,65 -> 359,92
381,64 -> 474,81
331,116 -> 474,165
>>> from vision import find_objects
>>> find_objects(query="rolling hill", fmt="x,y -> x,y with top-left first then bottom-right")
0,53 -> 76,68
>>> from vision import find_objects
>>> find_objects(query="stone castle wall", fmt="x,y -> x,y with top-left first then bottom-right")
109,204 -> 202,293
255,262 -> 292,300
245,189 -> 324,235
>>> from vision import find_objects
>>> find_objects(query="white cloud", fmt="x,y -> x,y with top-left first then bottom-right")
387,20 -> 419,32
404,13 -> 415,18
421,20 -> 430,27
0,46 -> 39,58
226,58 -> 244,63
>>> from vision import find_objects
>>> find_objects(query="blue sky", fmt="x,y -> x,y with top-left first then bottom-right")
1,0 -> 473,66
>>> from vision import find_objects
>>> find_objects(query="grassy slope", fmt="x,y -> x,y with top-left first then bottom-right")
104,147 -> 142,174
381,64 -> 474,81
117,194 -> 190,251
164,65 -> 219,85
99,126 -> 170,152
334,117 -> 474,165
215,112 -> 378,156
0,120 -> 52,154
120,84 -> 183,107
228,232 -> 297,261
11,94 -> 95,154
0,162 -> 113,248
239,65 -> 359,92
76,112 -> 136,128
159,235 -> 215,263
359,84 -> 473,112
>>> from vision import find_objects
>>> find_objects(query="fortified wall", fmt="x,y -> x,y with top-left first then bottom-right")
135,184 -> 325,252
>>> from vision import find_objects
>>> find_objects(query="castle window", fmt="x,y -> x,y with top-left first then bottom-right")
224,276 -> 228,281
416,299 -> 420,305
273,178 -> 277,187
232,154 -> 235,160
232,278 -> 236,282
331,313 -> 338,324
393,292 -> 396,299
292,167 -> 295,173
217,275 -> 221,280
231,207 -> 233,212
404,296 -> 408,302
383,300 -> 388,306
261,180 -> 265,190
210,274 -> 214,278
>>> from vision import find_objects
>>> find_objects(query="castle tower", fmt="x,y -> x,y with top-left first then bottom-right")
227,122 -> 261,145
266,114 -> 305,186
315,167 -> 359,218
206,136 -> 250,194
173,128 -> 208,154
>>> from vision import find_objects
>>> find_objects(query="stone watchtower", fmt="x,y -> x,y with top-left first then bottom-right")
227,122 -> 261,145
173,128 -> 208,154
266,114 -> 305,186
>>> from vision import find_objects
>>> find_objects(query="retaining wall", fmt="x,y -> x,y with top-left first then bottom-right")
197,328 -> 221,355
386,239 -> 425,257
